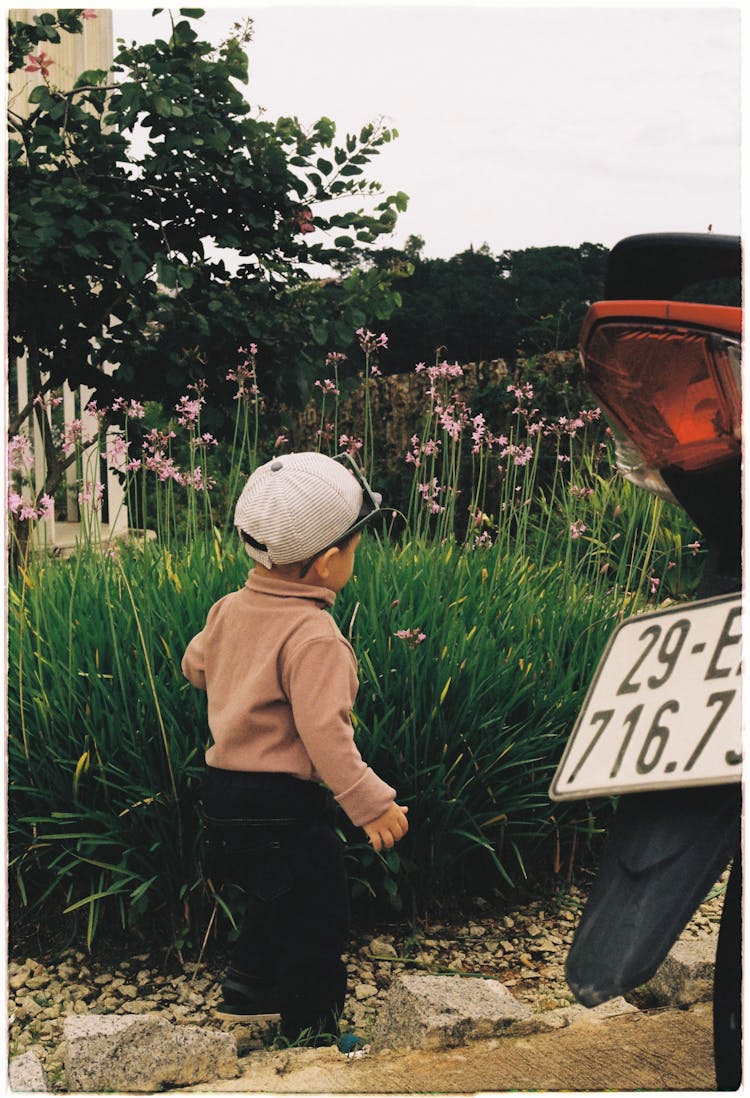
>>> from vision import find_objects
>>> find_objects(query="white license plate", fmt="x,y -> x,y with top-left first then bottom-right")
549,594 -> 742,801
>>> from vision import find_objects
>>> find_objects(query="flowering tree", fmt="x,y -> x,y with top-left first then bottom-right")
7,8 -> 407,515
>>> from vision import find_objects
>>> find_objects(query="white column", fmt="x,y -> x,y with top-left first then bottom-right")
33,373 -> 56,547
106,425 -> 128,538
63,381 -> 79,521
78,383 -> 101,540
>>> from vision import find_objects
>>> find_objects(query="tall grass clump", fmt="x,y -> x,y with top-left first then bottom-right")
7,335 -> 706,948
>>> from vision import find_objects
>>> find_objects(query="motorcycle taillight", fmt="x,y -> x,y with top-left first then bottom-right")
580,301 -> 742,476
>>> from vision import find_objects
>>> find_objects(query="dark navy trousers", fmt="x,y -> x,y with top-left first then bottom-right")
200,766 -> 350,1041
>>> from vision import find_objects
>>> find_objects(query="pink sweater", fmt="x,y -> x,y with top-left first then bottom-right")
181,569 -> 396,828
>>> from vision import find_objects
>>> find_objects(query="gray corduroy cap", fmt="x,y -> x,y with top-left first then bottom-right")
234,452 -> 364,569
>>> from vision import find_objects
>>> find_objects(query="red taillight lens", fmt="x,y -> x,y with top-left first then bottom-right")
580,302 -> 742,473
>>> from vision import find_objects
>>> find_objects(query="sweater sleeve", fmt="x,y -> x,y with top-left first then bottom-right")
284,635 -> 396,828
182,625 -> 208,690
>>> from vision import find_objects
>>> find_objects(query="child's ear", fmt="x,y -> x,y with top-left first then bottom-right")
308,545 -> 339,581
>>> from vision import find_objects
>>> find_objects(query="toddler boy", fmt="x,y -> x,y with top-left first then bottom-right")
182,451 -> 408,1045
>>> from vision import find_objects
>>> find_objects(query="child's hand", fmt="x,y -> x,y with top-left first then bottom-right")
364,804 -> 409,852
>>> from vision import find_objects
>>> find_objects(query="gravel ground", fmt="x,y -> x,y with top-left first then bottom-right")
7,876 -> 726,1091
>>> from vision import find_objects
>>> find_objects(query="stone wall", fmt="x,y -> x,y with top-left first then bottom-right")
287,358 -> 510,469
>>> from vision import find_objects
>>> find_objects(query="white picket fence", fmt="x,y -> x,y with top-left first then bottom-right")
11,11 -> 122,553
15,365 -> 129,554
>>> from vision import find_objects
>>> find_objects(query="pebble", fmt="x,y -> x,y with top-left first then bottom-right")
354,983 -> 379,1001
7,880 -> 726,1091
369,936 -> 398,958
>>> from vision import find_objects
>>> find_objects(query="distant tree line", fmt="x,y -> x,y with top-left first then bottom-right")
330,236 -> 610,375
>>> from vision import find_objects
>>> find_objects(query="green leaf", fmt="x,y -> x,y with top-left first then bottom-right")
316,158 -> 333,174
156,258 -> 177,289
179,8 -> 206,16
310,321 -> 328,346
27,86 -> 51,105
74,68 -> 107,89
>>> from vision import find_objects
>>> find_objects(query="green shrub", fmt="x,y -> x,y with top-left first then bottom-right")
8,479 -> 700,948
7,344 -> 706,949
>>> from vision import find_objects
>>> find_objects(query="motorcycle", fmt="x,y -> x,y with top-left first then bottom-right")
548,232 -> 743,1090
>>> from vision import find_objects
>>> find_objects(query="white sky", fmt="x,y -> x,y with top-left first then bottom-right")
116,4 -> 741,257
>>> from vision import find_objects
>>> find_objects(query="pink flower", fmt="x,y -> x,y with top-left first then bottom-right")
25,51 -> 53,77
687,540 -> 702,556
314,379 -> 340,395
274,433 -> 288,449
78,482 -> 105,509
106,435 -> 128,463
176,394 -> 204,428
338,434 -> 363,456
570,520 -> 587,539
145,451 -> 181,483
498,442 -> 534,467
326,352 -> 346,367
200,432 -> 218,447
649,576 -> 660,595
8,435 -> 33,471
182,467 -> 215,492
417,478 -> 446,514
144,427 -> 176,452
86,400 -> 109,424
62,419 -> 85,456
356,328 -> 388,354
507,381 -> 535,403
471,413 -> 486,452
111,396 -> 145,419
228,351 -> 260,402
473,531 -> 493,549
294,207 -> 314,234
421,360 -> 463,384
395,628 -> 427,646
82,9 -> 97,19
8,492 -> 24,515
33,391 -> 63,410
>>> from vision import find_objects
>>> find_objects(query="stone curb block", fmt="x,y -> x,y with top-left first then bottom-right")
8,1050 -> 49,1093
371,973 -> 532,1050
63,1013 -> 239,1092
640,936 -> 716,1007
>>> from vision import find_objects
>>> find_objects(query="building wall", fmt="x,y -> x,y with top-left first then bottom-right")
9,8 -> 113,119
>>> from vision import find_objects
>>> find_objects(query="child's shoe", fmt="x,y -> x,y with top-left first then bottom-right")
337,1032 -> 369,1054
214,974 -> 281,1023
